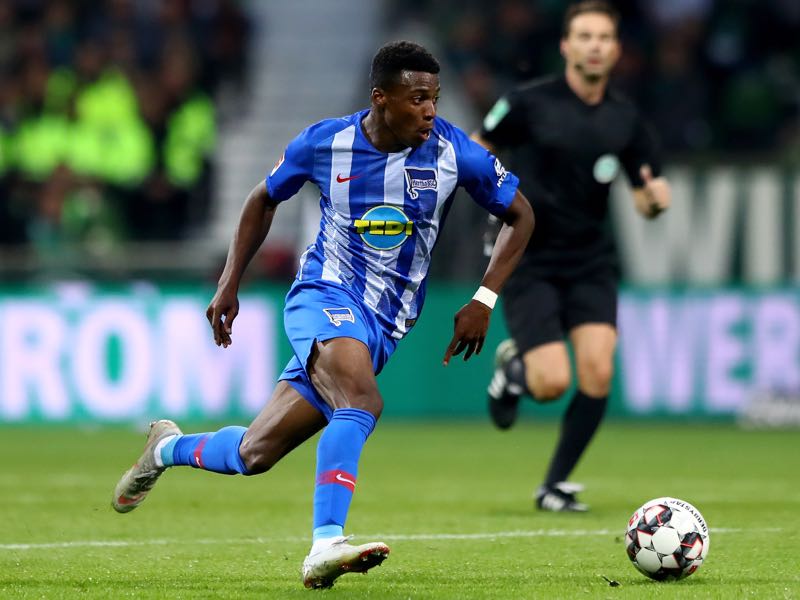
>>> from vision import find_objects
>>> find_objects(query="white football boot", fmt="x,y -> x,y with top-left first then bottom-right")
302,536 -> 390,589
112,419 -> 182,513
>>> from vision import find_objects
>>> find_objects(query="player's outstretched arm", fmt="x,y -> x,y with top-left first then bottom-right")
443,190 -> 534,365
207,181 -> 279,347
480,189 -> 534,294
632,164 -> 671,219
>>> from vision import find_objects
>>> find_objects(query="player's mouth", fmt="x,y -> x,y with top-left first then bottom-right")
418,127 -> 432,141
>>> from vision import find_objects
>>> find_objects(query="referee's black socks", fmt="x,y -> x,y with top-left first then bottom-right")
544,390 -> 608,486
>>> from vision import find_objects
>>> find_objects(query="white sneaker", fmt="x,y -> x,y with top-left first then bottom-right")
302,536 -> 390,589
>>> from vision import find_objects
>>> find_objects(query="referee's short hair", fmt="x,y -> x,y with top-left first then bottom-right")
562,1 -> 620,38
370,41 -> 440,90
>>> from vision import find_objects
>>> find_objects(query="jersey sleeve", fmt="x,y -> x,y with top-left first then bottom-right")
479,90 -> 529,148
620,112 -> 663,188
265,126 -> 316,202
451,126 -> 519,216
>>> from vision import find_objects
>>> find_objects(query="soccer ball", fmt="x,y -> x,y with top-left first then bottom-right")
625,497 -> 710,581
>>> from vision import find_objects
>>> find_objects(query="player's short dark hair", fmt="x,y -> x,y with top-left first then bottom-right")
562,1 -> 620,38
369,41 -> 440,90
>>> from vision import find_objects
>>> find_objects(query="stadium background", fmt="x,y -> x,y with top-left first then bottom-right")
0,0 -> 798,425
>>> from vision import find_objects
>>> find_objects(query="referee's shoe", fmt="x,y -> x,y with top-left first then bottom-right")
487,339 -> 526,429
535,482 -> 589,512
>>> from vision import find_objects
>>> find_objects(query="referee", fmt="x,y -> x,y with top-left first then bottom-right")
473,0 -> 671,512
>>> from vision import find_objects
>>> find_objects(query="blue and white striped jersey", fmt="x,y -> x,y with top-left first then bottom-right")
266,109 -> 519,339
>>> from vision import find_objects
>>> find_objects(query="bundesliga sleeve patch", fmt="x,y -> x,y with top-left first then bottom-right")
270,152 -> 285,176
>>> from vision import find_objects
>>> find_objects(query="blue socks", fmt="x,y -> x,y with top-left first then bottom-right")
153,407 -> 377,543
312,408 -> 377,542
161,426 -> 250,475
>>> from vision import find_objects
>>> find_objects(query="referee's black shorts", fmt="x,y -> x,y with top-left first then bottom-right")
501,264 -> 619,354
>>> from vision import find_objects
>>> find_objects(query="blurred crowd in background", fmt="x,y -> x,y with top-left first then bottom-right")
0,0 -> 249,259
399,0 -> 800,159
2,0 -> 799,277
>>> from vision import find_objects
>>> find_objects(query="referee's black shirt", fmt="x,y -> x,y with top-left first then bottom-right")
480,75 -> 662,276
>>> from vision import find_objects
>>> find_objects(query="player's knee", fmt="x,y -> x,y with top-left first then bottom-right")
528,371 -> 570,401
346,390 -> 384,419
330,372 -> 384,417
238,439 -> 278,475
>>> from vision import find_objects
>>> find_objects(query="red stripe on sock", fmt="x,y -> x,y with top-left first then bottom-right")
317,469 -> 356,492
193,435 -> 210,469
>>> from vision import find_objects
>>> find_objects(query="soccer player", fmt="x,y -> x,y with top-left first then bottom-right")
474,1 -> 671,512
111,41 -> 533,588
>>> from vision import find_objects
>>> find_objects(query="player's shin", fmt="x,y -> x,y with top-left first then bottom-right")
160,426 -> 251,474
311,408 -> 376,544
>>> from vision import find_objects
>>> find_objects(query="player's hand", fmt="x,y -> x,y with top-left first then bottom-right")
640,165 -> 670,218
443,300 -> 491,365
206,285 -> 240,348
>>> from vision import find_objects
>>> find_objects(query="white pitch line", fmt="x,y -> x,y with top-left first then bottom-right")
0,527 -> 777,552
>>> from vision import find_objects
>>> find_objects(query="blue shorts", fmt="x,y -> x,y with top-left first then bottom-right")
278,279 -> 398,421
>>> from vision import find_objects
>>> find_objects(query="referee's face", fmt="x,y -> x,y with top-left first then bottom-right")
561,12 -> 620,81
381,70 -> 440,148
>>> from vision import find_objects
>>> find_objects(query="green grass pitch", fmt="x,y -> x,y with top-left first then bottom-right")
0,421 -> 798,599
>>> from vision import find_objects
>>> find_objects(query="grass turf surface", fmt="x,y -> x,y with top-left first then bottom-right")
0,421 -> 798,599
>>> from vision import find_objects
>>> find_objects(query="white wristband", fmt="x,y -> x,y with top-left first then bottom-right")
472,286 -> 498,309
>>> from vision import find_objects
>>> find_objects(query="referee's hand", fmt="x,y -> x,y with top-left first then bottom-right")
443,300 -> 491,365
640,165 -> 671,218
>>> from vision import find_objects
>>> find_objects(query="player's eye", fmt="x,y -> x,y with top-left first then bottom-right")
433,96 -> 440,105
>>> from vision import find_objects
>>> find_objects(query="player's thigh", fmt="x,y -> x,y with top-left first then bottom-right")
240,381 -> 327,473
283,281 -> 392,419
307,336 -> 384,417
522,341 -> 571,401
569,323 -> 617,396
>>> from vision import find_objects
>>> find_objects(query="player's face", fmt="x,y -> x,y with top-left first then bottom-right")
382,71 -> 440,148
561,13 -> 620,81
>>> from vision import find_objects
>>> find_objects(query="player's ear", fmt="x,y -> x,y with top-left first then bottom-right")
371,87 -> 387,108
